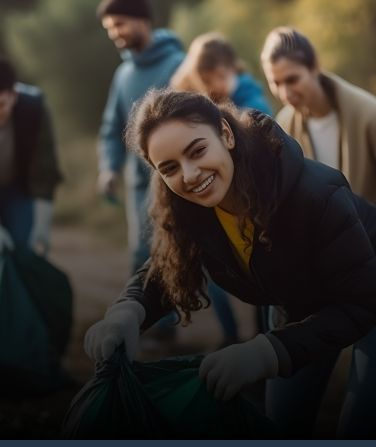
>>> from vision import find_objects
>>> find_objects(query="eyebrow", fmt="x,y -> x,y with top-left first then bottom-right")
156,138 -> 206,171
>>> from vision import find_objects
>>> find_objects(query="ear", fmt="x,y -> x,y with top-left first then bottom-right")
220,118 -> 235,150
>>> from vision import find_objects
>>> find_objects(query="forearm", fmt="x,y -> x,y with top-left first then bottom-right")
28,108 -> 61,199
110,259 -> 168,331
97,137 -> 126,173
269,294 -> 376,375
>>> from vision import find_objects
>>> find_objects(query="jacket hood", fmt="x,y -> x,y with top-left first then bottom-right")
185,127 -> 303,213
120,28 -> 184,67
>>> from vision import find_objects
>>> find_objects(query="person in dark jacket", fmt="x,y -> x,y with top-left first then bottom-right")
85,89 -> 376,439
0,57 -> 61,254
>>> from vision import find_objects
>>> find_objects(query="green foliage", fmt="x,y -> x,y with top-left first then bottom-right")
1,0 -> 375,238
0,0 -> 38,11
148,0 -> 203,28
170,0 -> 376,105
3,0 -> 120,138
287,0 -> 376,94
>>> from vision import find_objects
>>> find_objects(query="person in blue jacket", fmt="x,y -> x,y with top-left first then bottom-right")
171,32 -> 273,116
96,0 -> 185,274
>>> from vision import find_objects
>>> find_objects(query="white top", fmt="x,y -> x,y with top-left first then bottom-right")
0,119 -> 15,187
307,110 -> 339,170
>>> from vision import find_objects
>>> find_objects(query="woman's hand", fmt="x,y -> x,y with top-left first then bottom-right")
84,300 -> 146,363
97,170 -> 120,197
199,334 -> 278,401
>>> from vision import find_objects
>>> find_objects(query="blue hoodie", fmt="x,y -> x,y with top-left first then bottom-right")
99,29 -> 185,187
231,73 -> 273,117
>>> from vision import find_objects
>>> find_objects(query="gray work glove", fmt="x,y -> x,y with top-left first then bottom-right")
84,300 -> 146,363
28,199 -> 54,255
0,225 -> 14,253
199,334 -> 279,401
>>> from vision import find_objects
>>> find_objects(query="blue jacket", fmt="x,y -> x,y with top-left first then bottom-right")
231,73 -> 273,117
99,29 -> 185,188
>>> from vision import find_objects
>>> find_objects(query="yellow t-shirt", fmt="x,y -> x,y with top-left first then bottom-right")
214,206 -> 255,271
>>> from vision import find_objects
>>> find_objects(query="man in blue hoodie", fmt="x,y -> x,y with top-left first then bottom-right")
96,0 -> 185,273
95,3 -> 244,350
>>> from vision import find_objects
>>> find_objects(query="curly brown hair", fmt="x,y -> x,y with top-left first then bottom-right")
126,88 -> 283,325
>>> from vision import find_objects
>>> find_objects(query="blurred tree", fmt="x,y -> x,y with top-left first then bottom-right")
148,0 -> 203,28
170,0 -> 287,75
169,0 -> 376,114
0,0 -> 39,54
3,0 -> 120,138
1,0 -> 203,138
288,0 -> 376,95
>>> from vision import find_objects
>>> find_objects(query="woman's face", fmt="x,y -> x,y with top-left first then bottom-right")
262,57 -> 320,110
147,119 -> 235,209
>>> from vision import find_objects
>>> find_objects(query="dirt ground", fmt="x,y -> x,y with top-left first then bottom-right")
0,226 -> 352,440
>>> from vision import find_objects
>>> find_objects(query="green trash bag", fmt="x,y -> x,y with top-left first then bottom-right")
0,247 -> 73,397
61,349 -> 284,440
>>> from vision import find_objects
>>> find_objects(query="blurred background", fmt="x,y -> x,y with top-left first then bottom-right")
1,0 -> 375,238
0,0 -> 375,439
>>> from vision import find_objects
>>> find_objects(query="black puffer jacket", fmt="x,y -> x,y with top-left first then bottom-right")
118,132 -> 376,377
13,83 -> 62,200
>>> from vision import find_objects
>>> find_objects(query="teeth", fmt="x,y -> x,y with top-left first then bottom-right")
193,175 -> 214,193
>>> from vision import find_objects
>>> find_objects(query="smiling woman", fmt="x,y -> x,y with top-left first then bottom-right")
86,87 -> 376,439
147,119 -> 235,209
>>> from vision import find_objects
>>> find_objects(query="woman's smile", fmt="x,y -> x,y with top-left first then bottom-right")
192,174 -> 215,194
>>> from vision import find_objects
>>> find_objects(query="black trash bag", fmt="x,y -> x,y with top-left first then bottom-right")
0,247 -> 73,397
11,245 -> 73,355
61,349 -> 284,440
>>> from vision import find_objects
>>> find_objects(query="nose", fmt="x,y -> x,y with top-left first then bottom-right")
279,84 -> 295,105
277,84 -> 288,103
182,162 -> 201,185
108,27 -> 119,40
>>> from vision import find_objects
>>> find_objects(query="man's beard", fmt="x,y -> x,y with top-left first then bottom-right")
116,33 -> 144,52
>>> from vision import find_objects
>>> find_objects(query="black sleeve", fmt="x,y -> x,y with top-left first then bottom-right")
116,258 -> 169,331
28,97 -> 62,199
270,186 -> 376,375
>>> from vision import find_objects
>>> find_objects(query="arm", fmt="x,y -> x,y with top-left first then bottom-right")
28,199 -> 54,255
27,97 -> 61,254
84,258 -> 169,362
271,186 -> 376,376
98,68 -> 127,175
109,258 -> 169,331
28,99 -> 62,200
